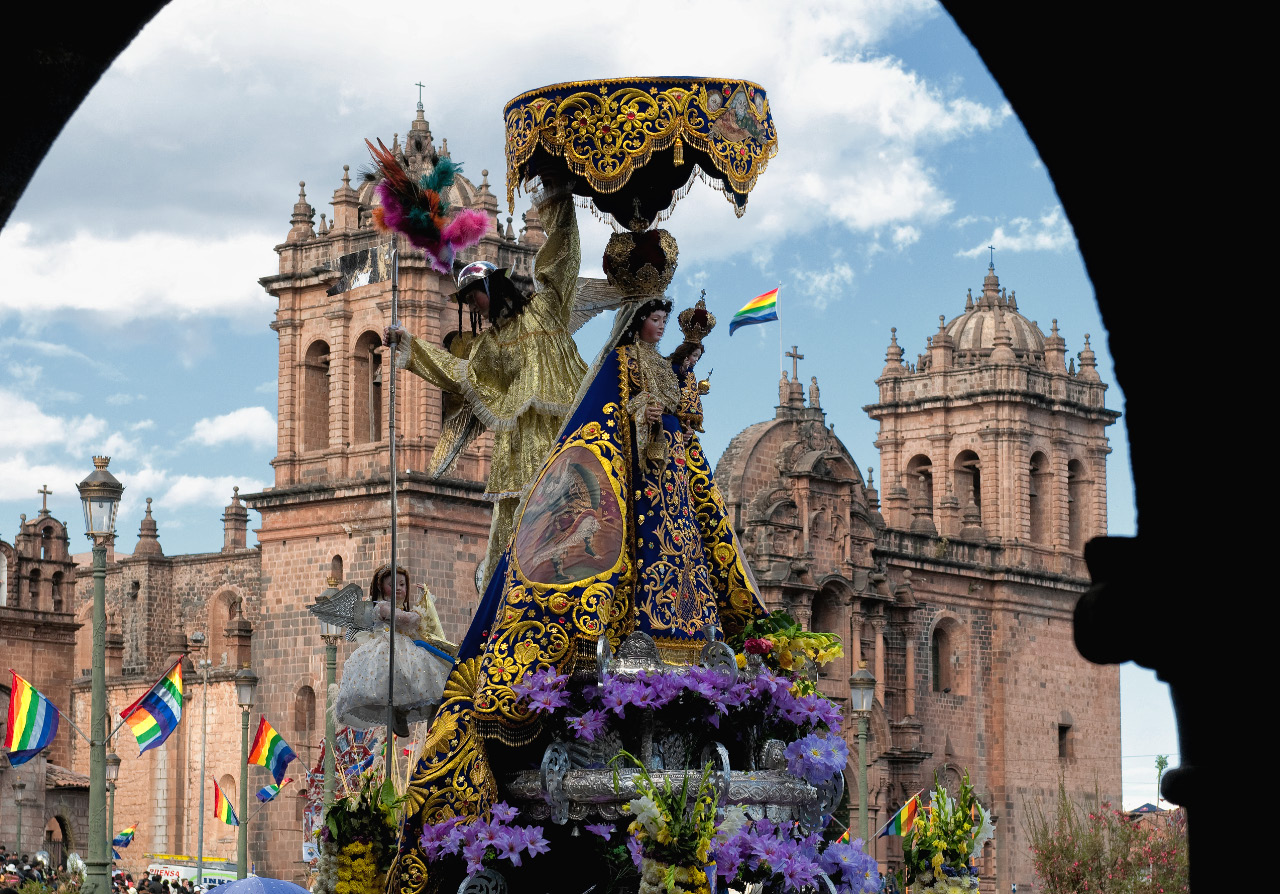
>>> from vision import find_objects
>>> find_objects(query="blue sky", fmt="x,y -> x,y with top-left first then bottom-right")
0,0 -> 1174,807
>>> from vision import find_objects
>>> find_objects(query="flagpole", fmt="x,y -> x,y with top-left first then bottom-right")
386,234 -> 400,780
777,281 -> 783,380
874,789 -> 926,839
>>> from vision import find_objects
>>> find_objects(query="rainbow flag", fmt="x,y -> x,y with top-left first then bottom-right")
112,824 -> 137,847
120,658 -> 183,755
4,670 -> 60,766
255,777 -> 293,802
249,717 -> 297,784
729,287 -> 779,335
213,778 -> 238,826
878,795 -> 919,838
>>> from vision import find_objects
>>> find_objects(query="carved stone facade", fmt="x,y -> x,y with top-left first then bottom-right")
715,265 -> 1121,891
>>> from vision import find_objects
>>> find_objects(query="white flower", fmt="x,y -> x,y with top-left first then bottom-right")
628,795 -> 663,835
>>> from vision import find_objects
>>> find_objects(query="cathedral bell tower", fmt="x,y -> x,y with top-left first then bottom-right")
864,263 -> 1119,578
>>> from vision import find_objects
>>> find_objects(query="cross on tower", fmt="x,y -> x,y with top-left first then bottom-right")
415,82 -> 426,106
988,245 -> 996,267
38,484 -> 52,513
786,345 -> 804,380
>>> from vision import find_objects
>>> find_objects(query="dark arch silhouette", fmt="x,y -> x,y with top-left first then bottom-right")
0,4 -> 1215,881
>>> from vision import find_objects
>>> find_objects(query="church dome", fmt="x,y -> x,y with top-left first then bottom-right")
944,264 -> 1046,366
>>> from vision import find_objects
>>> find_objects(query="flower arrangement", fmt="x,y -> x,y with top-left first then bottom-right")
418,801 -> 551,875
613,750 -> 719,894
712,811 -> 881,894
316,773 -> 401,894
901,772 -> 992,894
732,610 -> 843,692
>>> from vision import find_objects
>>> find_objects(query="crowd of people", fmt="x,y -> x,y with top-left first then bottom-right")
1,848 -> 212,894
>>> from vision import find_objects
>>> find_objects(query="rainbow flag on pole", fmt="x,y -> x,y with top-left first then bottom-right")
112,824 -> 137,848
249,717 -> 297,784
729,287 -> 779,335
120,658 -> 183,755
255,776 -> 293,802
213,778 -> 238,826
4,670 -> 60,766
878,795 -> 919,838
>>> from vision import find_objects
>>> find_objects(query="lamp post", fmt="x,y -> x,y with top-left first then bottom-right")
13,781 -> 26,854
106,752 -> 120,866
235,666 -> 258,879
849,660 -> 877,845
77,456 -> 124,894
316,580 -> 342,809
189,631 -> 212,888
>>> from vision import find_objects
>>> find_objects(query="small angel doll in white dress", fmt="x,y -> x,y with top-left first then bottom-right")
333,564 -> 455,736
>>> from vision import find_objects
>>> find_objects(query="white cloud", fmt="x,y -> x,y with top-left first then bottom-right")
790,262 -> 855,312
188,406 -> 276,449
0,223 -> 278,322
956,206 -> 1076,258
107,393 -> 146,406
161,473 -> 267,509
0,453 -> 89,502
893,225 -> 921,249
253,380 -> 278,395
131,419 -> 155,431
0,387 -> 107,452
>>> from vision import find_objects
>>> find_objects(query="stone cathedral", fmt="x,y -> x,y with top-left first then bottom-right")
0,104 -> 1120,893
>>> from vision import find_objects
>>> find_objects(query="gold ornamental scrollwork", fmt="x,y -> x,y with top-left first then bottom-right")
504,77 -> 778,219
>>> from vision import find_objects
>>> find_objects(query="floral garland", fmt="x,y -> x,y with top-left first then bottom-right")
315,774 -> 400,894
735,610 -> 844,690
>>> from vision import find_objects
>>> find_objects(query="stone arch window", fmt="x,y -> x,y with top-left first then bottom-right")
302,340 -> 331,452
294,685 -> 317,750
208,590 -> 241,666
810,585 -> 851,688
352,330 -> 383,444
953,450 -> 982,517
51,570 -> 65,613
29,568 -> 41,610
1067,459 -> 1088,551
219,773 -> 237,806
930,615 -> 968,696
330,555 -> 344,582
905,454 -> 934,516
42,524 -> 54,559
1028,450 -> 1051,543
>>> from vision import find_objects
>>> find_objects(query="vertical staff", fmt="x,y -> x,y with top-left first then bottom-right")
386,234 -> 400,780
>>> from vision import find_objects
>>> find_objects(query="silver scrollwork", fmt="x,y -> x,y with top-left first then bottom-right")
596,633 -> 614,680
458,867 -> 508,894
699,640 -> 738,676
816,770 -> 845,820
540,742 -> 571,825
700,741 -> 731,808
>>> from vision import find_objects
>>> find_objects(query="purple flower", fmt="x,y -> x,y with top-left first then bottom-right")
584,823 -> 615,839
778,852 -> 821,889
785,733 -> 848,786
490,801 -> 518,824
626,835 -> 644,869
528,687 -> 570,713
523,826 -> 551,858
462,838 -> 489,875
492,829 -> 524,867
419,816 -> 462,860
751,832 -> 787,868
567,709 -> 608,742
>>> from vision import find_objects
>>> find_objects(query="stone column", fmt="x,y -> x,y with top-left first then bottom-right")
902,622 -> 918,717
872,617 -> 886,706
849,600 -> 862,668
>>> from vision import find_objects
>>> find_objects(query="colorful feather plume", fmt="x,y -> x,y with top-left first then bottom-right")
364,139 -> 490,274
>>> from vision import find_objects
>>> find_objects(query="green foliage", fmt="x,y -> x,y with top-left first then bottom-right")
323,771 -> 401,876
1024,777 -> 1189,894
902,770 -> 991,886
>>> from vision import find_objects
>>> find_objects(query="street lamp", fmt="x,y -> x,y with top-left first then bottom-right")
13,781 -> 26,855
190,631 -> 211,888
316,579 -> 343,809
77,456 -> 123,894
106,751 -> 121,865
849,660 -> 877,845
235,665 -> 259,879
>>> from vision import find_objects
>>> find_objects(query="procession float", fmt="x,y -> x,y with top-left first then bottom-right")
307,77 -> 985,894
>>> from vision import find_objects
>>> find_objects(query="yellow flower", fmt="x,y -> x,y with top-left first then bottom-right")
735,653 -> 747,669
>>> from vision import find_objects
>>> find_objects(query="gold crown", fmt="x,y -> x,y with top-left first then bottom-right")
677,295 -> 717,345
